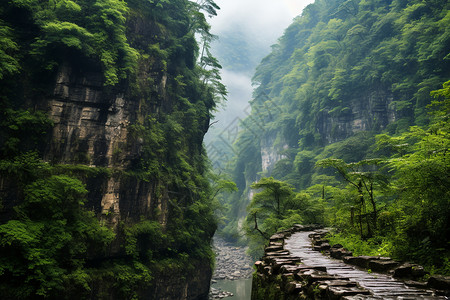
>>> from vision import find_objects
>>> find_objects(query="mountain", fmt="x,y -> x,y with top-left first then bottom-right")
220,0 -> 450,257
0,0 -> 223,298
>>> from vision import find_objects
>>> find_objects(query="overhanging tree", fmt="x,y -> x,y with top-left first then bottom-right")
245,177 -> 297,239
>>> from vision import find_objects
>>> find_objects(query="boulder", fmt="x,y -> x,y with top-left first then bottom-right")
368,260 -> 399,272
319,242 -> 331,250
269,241 -> 283,247
271,257 -> 302,274
285,281 -> 303,294
314,239 -> 330,245
295,269 -> 342,283
263,266 -> 272,276
411,265 -> 428,278
294,265 -> 327,273
404,280 -> 428,288
326,286 -> 371,300
254,260 -> 264,272
392,263 -> 428,279
330,248 -> 353,259
292,224 -> 324,232
343,256 -> 379,268
280,265 -> 302,274
270,233 -> 287,241
427,275 -> 450,291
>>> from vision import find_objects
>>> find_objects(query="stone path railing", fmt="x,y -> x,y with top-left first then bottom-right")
251,224 -> 450,299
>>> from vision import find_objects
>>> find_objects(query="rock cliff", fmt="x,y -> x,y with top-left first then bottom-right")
43,29 -> 212,300
0,1 -> 219,298
43,59 -> 165,226
228,0 -> 450,191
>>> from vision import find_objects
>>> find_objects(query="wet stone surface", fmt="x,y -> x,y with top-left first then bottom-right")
209,286 -> 234,299
285,230 -> 448,299
209,237 -> 254,299
211,237 -> 254,281
252,225 -> 449,299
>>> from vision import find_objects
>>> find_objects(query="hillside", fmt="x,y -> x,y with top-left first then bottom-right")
220,0 -> 449,271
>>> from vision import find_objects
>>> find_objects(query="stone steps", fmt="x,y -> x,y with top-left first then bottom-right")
251,225 -> 449,299
284,230 -> 448,299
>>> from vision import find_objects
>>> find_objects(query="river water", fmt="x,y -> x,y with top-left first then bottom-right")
211,278 -> 252,300
209,237 -> 253,300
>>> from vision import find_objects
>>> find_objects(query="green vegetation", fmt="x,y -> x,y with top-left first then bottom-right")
323,82 -> 449,274
245,177 -> 303,258
0,153 -> 115,298
0,0 -> 225,298
216,0 -> 450,274
241,80 -> 450,273
1,0 -> 137,86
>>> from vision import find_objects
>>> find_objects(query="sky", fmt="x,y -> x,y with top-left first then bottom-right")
209,0 -> 313,45
205,0 -> 315,142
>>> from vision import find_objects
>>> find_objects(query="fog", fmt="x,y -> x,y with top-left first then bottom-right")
205,0 -> 314,135
210,0 -> 311,45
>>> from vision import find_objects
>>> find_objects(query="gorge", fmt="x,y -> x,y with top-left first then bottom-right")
0,0 -> 450,299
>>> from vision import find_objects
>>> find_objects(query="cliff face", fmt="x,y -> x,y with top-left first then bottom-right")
231,0 -> 450,182
41,28 -> 212,300
261,86 -> 396,173
44,61 -> 164,226
260,133 -> 287,174
218,0 -> 450,245
317,88 -> 396,144
0,1 -> 218,299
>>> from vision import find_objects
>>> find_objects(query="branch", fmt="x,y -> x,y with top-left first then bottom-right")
253,213 -> 269,240
208,120 -> 219,129
336,166 -> 360,189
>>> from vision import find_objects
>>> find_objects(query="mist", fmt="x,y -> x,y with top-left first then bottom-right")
205,0 -> 313,143
210,0 -> 310,44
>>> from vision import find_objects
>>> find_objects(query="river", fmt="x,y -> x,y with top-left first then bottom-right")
211,278 -> 252,300
209,237 -> 253,300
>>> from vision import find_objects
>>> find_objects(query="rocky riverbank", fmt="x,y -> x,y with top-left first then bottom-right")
209,237 -> 254,299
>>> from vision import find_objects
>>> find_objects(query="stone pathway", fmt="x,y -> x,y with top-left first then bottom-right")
285,231 -> 447,299
209,237 -> 253,299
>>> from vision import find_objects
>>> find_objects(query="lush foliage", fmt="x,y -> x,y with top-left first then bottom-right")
244,178 -> 301,258
0,0 -> 225,298
0,154 -> 115,298
0,0 -> 139,86
324,82 -> 449,273
217,0 -> 450,272
229,0 -> 450,198
242,81 -> 450,272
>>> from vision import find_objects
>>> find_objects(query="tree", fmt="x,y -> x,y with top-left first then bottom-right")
316,158 -> 385,238
243,177 -> 304,258
209,172 -> 238,228
0,173 -> 114,298
245,177 -> 297,239
0,21 -> 19,80
374,81 -> 450,266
